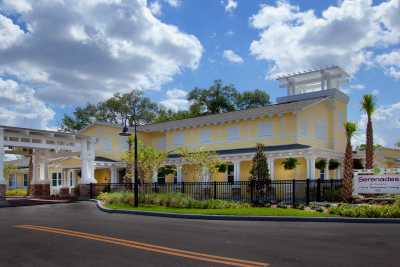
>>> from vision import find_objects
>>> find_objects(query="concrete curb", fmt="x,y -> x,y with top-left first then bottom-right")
96,201 -> 400,224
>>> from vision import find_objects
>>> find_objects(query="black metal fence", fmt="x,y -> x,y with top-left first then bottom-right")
89,179 -> 342,205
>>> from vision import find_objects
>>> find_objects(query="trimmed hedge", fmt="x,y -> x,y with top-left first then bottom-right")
98,192 -> 251,209
329,197 -> 400,218
6,188 -> 27,197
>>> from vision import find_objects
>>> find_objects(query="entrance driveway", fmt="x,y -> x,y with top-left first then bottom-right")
0,202 -> 399,267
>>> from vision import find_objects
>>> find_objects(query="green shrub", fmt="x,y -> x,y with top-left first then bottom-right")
6,188 -> 27,196
98,192 -> 250,209
330,203 -> 400,218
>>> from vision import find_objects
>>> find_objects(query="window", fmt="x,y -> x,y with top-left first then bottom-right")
200,129 -> 212,144
69,172 -> 73,187
172,132 -> 184,147
227,165 -> 234,184
316,120 -> 327,140
154,137 -> 166,150
338,111 -> 344,129
58,173 -> 63,186
23,174 -> 28,187
119,137 -> 129,150
257,122 -> 273,138
226,126 -> 240,142
8,175 -> 16,188
52,173 -> 58,187
99,138 -> 113,152
300,120 -> 308,137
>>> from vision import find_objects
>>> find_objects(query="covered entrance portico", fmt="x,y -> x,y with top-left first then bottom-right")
0,125 -> 96,199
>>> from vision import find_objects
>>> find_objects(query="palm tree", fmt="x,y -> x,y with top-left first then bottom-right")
361,94 -> 376,169
342,122 -> 357,201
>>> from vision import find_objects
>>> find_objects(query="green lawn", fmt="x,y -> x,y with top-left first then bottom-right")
104,203 -> 333,217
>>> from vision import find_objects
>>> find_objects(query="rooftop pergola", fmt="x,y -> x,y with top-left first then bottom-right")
276,66 -> 349,96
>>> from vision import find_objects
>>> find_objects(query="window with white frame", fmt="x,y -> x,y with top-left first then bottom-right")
338,111 -> 344,129
154,136 -> 166,150
315,120 -> 327,140
257,122 -> 273,138
226,126 -> 240,142
300,120 -> 308,137
8,174 -> 16,188
172,132 -> 184,147
200,129 -> 212,144
23,174 -> 28,187
99,138 -> 113,152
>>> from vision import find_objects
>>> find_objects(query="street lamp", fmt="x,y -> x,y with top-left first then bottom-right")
119,116 -> 139,207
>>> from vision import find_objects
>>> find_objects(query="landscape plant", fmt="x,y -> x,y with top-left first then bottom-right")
281,158 -> 298,179
361,94 -> 376,169
342,122 -> 357,201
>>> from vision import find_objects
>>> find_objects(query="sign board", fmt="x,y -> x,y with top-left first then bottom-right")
353,175 -> 400,194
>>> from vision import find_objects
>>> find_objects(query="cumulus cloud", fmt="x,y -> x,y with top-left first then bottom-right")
349,84 -> 365,90
0,0 -> 202,129
160,89 -> 189,112
249,0 -> 400,78
0,78 -> 54,129
223,50 -> 244,64
355,102 -> 400,147
224,0 -> 237,13
149,1 -> 162,16
375,50 -> 400,80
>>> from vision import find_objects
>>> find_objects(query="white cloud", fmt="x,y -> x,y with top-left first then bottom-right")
249,0 -> 400,78
223,50 -> 244,64
375,50 -> 400,80
0,78 -> 54,129
0,0 -> 32,13
356,102 -> 400,147
350,84 -> 365,90
225,30 -> 234,37
0,0 -> 203,114
164,0 -> 181,7
371,89 -> 379,96
0,14 -> 25,50
150,1 -> 162,16
224,0 -> 237,13
160,89 -> 189,112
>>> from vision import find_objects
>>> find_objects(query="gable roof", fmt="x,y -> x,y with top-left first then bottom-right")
139,97 -> 326,132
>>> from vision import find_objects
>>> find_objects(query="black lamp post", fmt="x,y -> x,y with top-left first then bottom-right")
120,116 -> 139,207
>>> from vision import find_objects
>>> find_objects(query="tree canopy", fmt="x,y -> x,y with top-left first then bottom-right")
60,81 -> 271,132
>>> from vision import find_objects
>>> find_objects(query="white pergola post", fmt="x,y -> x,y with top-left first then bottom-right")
176,164 -> 183,183
307,156 -> 316,179
233,160 -> 241,183
336,164 -> 342,180
110,166 -> 118,184
39,157 -> 49,184
31,151 -> 41,185
0,128 -> 5,185
268,158 -> 275,180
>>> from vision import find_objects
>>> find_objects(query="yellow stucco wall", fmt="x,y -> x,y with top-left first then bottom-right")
274,158 -> 307,180
95,168 -> 111,183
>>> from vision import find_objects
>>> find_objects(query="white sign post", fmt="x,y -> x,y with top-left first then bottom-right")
353,171 -> 400,195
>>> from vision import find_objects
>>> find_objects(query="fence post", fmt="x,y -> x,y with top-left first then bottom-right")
250,180 -> 254,204
316,179 -> 321,202
213,181 -> 217,199
292,179 -> 296,206
306,179 -> 310,206
181,181 -> 185,194
89,183 -> 93,199
330,178 -> 334,192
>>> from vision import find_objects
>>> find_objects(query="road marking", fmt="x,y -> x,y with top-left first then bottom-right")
15,225 -> 269,267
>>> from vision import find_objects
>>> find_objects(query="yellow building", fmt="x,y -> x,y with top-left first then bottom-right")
353,147 -> 400,169
1,67 -> 351,197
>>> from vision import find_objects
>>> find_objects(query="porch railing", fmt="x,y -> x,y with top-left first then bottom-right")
89,179 -> 342,205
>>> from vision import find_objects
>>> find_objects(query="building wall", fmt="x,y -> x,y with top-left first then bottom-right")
95,168 -> 111,183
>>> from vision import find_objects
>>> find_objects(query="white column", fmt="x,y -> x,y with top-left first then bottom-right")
39,158 -> 49,184
152,167 -> 158,183
0,128 -> 5,185
325,158 -> 330,180
31,150 -> 41,184
110,166 -> 118,183
176,165 -> 183,183
233,160 -> 241,183
268,158 -> 275,180
307,156 -> 316,179
202,166 -> 209,183
80,138 -> 96,184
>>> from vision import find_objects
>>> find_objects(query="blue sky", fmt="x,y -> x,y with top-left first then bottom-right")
0,0 -> 399,146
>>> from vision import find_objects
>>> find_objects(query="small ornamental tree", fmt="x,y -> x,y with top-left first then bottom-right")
250,144 -> 270,181
328,159 -> 340,170
282,158 -> 298,179
315,159 -> 327,179
176,147 -> 225,182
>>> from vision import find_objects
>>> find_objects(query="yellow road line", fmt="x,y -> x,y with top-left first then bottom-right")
15,225 -> 269,267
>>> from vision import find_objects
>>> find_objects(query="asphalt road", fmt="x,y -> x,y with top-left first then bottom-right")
0,202 -> 399,267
